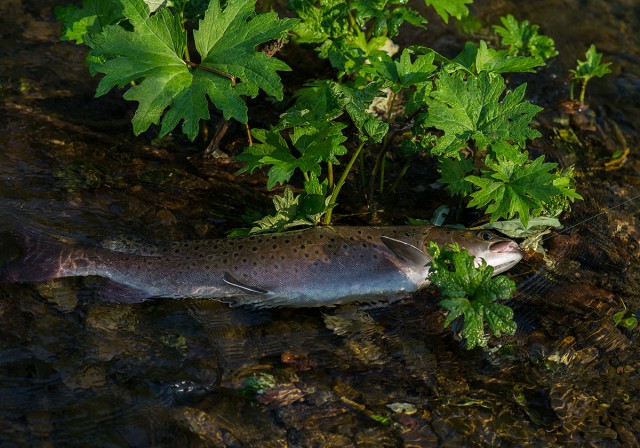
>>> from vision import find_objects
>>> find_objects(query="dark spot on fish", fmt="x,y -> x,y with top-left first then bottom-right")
284,239 -> 290,244
372,244 -> 378,249
367,236 -> 372,240
174,249 -> 180,254
272,244 -> 277,249
223,251 -> 228,255
252,247 -> 258,252
373,255 -> 378,259
238,245 -> 244,250
300,245 -> 306,249
360,254 -> 365,259
327,244 -> 333,249
270,255 -> 275,260
249,236 -> 256,241
183,243 -> 189,247
274,265 -> 279,270
315,250 -> 320,254
357,230 -> 362,234
304,253 -> 309,258
294,268 -> 299,273
319,235 -> 324,239
253,261 -> 257,266
361,243 -> 368,248
330,237 -> 336,242
260,255 -> 266,260
296,235 -> 302,240
242,258 -> 247,262
223,259 -> 228,263
271,235 -> 277,240
280,256 -> 285,260
342,244 -> 348,249
349,237 -> 355,241
233,252 -> 239,256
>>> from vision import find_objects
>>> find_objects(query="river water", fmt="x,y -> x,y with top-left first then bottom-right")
0,0 -> 639,446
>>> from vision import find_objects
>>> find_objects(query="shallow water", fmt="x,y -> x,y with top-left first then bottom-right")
1,0 -> 639,446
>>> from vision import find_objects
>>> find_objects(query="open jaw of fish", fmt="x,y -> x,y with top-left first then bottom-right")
1,225 -> 523,308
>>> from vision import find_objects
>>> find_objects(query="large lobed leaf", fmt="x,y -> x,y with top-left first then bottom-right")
423,71 -> 542,157
87,0 -> 297,140
56,0 -> 123,44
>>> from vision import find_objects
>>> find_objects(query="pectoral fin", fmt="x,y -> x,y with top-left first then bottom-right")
223,272 -> 269,295
380,236 -> 430,267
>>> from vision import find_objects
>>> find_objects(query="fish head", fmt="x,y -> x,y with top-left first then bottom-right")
424,227 -> 523,275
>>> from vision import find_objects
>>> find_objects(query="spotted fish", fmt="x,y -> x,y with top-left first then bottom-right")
0,224 -> 522,307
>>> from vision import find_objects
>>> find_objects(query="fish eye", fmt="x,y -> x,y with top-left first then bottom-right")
476,231 -> 493,241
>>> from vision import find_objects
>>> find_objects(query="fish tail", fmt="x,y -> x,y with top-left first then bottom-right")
0,221 -> 74,283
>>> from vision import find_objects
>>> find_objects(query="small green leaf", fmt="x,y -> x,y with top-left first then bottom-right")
571,44 -> 612,81
493,14 -> 558,61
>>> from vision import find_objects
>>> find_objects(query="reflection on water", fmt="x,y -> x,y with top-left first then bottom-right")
1,0 -> 639,446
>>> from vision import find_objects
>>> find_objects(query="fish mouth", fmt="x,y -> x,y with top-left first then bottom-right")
489,240 -> 522,254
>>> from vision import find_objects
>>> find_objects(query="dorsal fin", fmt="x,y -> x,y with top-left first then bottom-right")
223,272 -> 269,295
380,236 -> 430,267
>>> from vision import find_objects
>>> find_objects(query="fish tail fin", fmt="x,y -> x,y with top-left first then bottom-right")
0,223 -> 70,283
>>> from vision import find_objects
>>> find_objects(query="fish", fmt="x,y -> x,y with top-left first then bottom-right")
0,224 -> 522,307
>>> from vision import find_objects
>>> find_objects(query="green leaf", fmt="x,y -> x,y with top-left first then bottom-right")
428,243 -> 517,349
237,122 -> 347,189
424,0 -> 472,23
437,157 -> 474,196
465,144 -> 567,227
423,71 -> 542,157
87,0 -> 297,140
329,82 -> 389,142
479,216 -> 562,238
493,14 -> 558,61
571,44 -> 612,81
55,0 -> 123,44
450,41 -> 544,75
368,48 -> 437,92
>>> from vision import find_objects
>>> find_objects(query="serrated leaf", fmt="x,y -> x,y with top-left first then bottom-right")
450,41 -> 543,75
571,44 -> 612,81
329,82 -> 389,142
87,0 -> 296,140
437,156 -> 474,196
55,0 -> 123,44
424,0 -> 471,23
466,148 -> 565,227
238,122 -> 347,189
429,243 -> 517,349
424,71 -> 542,157
493,14 -> 558,61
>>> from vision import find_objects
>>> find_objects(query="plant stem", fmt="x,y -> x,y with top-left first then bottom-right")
303,171 -> 310,183
391,156 -> 413,192
379,156 -> 386,193
323,142 -> 365,225
579,79 -> 589,105
328,162 -> 334,190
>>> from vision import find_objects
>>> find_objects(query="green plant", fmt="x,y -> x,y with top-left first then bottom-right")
428,242 -> 517,349
570,44 -> 612,105
58,0 -> 297,140
493,14 -> 558,61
